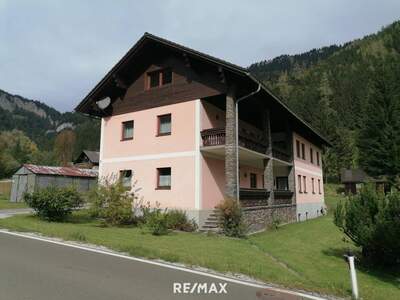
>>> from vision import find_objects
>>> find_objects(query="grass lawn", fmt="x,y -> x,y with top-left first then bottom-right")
0,190 -> 398,299
0,195 -> 28,209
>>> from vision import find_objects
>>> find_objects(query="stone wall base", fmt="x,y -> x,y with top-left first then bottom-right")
242,204 -> 297,233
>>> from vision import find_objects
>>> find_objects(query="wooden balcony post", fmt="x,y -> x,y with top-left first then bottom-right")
225,86 -> 238,199
285,119 -> 293,162
263,109 -> 274,203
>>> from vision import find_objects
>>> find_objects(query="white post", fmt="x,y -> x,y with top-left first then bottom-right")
347,255 -> 359,299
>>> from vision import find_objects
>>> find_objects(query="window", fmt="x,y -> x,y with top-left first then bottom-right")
296,140 -> 300,158
303,176 -> 307,193
120,170 -> 132,188
276,177 -> 289,191
157,167 -> 171,189
250,173 -> 257,188
312,178 -> 315,194
147,68 -> 172,89
318,179 -> 321,194
316,151 -> 320,166
301,143 -> 306,160
162,69 -> 172,85
310,148 -> 314,164
157,114 -> 171,136
122,120 -> 134,140
298,175 -> 302,193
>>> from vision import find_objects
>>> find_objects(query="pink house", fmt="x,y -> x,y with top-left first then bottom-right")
75,33 -> 330,231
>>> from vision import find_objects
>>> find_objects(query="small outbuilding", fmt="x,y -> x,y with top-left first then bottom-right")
74,150 -> 99,169
340,168 -> 390,194
10,164 -> 98,202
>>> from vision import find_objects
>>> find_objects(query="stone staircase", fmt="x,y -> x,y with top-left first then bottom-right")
200,208 -> 221,232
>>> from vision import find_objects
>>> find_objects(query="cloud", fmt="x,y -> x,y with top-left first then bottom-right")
1,0 -> 399,111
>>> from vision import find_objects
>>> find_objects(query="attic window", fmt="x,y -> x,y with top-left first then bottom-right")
147,68 -> 172,89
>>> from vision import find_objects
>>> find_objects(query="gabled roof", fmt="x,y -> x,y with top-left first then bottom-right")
22,164 -> 98,178
83,150 -> 99,164
75,33 -> 331,147
341,168 -> 369,183
74,150 -> 99,164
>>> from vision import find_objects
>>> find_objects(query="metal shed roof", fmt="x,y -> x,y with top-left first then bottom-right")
23,164 -> 98,178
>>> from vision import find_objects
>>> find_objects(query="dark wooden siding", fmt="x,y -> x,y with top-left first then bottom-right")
109,55 -> 226,115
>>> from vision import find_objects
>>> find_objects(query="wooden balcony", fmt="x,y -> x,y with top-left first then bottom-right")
273,190 -> 294,205
201,128 -> 267,154
272,148 -> 292,162
239,188 -> 270,207
201,128 -> 292,163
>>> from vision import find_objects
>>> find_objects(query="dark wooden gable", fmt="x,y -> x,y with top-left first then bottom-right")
102,48 -> 227,116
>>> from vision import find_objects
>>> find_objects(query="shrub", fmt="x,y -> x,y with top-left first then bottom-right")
24,186 -> 83,221
88,179 -> 137,226
166,209 -> 197,232
334,185 -> 400,266
216,198 -> 247,238
146,207 -> 169,236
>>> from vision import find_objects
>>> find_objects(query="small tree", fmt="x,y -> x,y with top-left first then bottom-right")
334,185 -> 400,265
88,178 -> 137,226
217,198 -> 247,238
24,186 -> 83,221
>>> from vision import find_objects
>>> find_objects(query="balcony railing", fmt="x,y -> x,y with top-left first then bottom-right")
273,190 -> 293,205
201,128 -> 267,154
272,148 -> 292,162
239,188 -> 270,207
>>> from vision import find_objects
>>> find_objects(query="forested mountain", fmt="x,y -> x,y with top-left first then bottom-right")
0,89 -> 100,178
249,21 -> 400,183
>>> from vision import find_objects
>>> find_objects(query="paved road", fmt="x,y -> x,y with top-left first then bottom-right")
0,208 -> 33,219
0,232 -> 314,300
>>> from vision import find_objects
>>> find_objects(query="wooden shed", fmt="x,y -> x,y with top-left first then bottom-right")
10,164 -> 98,202
74,150 -> 99,169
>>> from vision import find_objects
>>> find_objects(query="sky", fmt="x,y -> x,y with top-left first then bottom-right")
1,0 -> 399,112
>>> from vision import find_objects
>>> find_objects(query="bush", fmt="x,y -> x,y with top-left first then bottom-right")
88,179 -> 137,226
146,207 -> 169,236
334,185 -> 400,266
24,186 -> 83,221
166,209 -> 197,232
216,198 -> 247,238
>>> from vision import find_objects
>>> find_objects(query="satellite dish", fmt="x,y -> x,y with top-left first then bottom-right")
96,97 -> 111,110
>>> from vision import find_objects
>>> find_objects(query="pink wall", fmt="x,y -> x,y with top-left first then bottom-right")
102,101 -> 196,159
100,101 -> 197,210
293,132 -> 324,204
101,157 -> 196,209
201,156 -> 265,209
201,101 -> 263,136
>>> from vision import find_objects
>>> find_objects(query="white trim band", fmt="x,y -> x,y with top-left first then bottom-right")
294,166 -> 323,177
101,151 -> 196,164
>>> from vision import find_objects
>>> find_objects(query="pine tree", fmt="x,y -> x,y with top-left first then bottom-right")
358,58 -> 400,189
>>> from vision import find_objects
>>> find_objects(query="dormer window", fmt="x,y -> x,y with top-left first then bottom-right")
147,68 -> 172,89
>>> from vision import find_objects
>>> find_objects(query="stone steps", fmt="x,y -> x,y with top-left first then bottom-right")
200,209 -> 221,232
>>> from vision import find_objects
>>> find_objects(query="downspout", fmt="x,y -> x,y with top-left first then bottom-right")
235,84 -> 261,201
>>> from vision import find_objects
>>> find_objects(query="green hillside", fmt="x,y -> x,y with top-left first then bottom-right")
249,21 -> 400,182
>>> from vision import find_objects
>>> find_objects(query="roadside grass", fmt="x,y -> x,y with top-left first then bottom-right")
0,195 -> 28,209
0,191 -> 398,299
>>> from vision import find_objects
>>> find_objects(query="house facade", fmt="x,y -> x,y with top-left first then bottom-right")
76,33 -> 330,231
